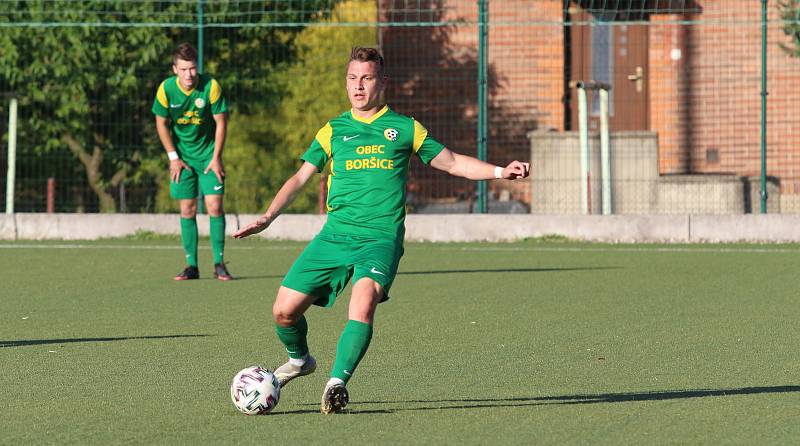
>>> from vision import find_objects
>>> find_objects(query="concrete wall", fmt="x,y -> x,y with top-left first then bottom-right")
529,131 -> 782,214
4,213 -> 800,243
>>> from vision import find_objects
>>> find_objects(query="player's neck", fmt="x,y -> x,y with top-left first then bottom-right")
351,104 -> 386,120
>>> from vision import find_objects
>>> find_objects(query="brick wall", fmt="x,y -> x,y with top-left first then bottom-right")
380,1 -> 800,209
678,2 -> 800,198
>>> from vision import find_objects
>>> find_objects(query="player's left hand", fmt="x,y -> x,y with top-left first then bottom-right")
233,215 -> 271,239
205,158 -> 225,183
500,161 -> 530,180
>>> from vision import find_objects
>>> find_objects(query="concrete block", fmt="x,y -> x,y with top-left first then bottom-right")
780,194 -> 800,213
656,175 -> 742,214
742,176 -> 780,214
528,131 -> 659,214
0,214 -> 16,240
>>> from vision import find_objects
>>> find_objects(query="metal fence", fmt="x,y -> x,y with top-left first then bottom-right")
2,1 -> 799,215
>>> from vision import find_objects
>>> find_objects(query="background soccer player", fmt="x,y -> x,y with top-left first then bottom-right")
153,42 -> 233,281
234,47 -> 530,413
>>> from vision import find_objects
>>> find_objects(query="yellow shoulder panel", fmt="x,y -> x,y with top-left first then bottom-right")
315,122 -> 333,158
209,79 -> 222,104
413,119 -> 428,152
156,82 -> 168,108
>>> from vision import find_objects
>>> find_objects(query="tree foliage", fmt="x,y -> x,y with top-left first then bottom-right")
222,0 -> 377,214
0,0 -> 342,212
780,1 -> 800,56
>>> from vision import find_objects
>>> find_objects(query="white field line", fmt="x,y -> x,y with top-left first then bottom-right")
417,246 -> 800,254
0,244 -> 299,251
2,243 -> 798,254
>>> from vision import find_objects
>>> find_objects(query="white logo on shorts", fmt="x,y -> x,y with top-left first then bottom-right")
370,267 -> 385,276
213,185 -> 223,191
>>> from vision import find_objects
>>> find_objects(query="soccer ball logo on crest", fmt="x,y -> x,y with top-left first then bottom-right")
230,365 -> 281,415
384,128 -> 398,142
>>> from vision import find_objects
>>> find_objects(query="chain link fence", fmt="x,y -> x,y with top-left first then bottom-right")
1,1 -> 799,215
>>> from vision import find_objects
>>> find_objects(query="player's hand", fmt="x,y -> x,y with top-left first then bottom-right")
204,158 -> 225,184
499,161 -> 530,180
233,215 -> 271,239
170,159 -> 189,183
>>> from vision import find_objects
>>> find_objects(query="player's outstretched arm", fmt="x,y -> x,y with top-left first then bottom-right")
429,147 -> 530,180
233,161 -> 319,239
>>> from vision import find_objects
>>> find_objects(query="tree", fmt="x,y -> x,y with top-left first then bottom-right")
780,1 -> 800,56
0,0 -> 341,212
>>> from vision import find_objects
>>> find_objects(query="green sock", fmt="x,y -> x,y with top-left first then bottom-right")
209,215 -> 226,264
331,320 -> 373,384
179,217 -> 198,267
275,316 -> 309,359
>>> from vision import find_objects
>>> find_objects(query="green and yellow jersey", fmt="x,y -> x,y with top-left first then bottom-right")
301,105 -> 445,240
151,74 -> 227,163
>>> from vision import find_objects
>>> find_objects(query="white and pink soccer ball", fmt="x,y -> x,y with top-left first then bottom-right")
230,366 -> 281,415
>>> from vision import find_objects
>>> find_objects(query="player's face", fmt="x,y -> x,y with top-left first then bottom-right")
172,58 -> 198,90
346,61 -> 386,115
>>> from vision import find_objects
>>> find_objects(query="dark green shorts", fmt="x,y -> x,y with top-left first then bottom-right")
282,233 -> 404,307
170,159 -> 224,200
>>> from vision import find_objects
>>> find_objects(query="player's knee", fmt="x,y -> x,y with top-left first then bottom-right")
206,202 -> 224,216
272,305 -> 299,327
180,207 -> 197,218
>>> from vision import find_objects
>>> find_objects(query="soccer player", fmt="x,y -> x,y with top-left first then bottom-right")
152,42 -> 233,281
234,47 -> 530,413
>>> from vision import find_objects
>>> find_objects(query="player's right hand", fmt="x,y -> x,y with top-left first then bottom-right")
233,216 -> 271,239
170,159 -> 189,183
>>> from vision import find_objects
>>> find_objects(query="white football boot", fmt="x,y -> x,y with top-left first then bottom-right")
273,354 -> 317,387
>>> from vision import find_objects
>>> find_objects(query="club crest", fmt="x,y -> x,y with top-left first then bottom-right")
384,128 -> 398,142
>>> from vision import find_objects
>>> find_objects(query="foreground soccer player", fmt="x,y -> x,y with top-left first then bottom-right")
234,47 -> 530,413
153,43 -> 233,281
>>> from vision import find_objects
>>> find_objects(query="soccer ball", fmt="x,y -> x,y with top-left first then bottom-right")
230,366 -> 281,415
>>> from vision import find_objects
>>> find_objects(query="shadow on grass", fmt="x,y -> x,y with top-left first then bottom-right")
0,334 -> 212,348
226,275 -> 285,281
398,267 -> 620,275
278,385 -> 800,415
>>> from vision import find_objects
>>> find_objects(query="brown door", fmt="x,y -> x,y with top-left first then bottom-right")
569,10 -> 649,131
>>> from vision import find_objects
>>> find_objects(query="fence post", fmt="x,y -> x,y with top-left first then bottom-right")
47,178 -> 55,213
476,0 -> 489,213
599,87 -> 611,215
5,97 -> 17,215
197,0 -> 204,73
759,0 -> 768,213
576,84 -> 589,215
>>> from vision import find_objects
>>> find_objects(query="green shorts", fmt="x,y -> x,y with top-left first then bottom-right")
170,159 -> 224,200
282,233 -> 404,308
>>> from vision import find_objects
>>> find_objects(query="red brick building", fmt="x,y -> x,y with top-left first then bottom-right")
380,1 -> 800,212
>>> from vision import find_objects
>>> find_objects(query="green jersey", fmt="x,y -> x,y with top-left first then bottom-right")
151,74 -> 227,163
301,105 -> 445,240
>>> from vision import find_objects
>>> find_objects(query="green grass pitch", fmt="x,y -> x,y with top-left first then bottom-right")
1,238 -> 799,444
